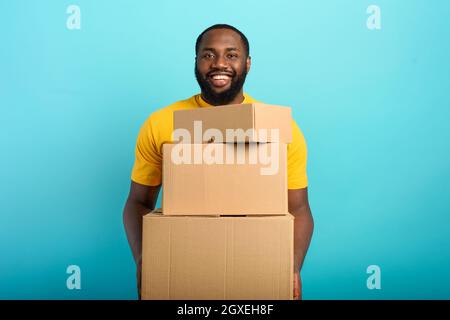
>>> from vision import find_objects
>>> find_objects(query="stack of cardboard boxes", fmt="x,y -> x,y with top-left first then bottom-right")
141,102 -> 295,300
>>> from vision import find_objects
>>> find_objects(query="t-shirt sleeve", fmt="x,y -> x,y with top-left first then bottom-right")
130,116 -> 163,186
287,119 -> 308,189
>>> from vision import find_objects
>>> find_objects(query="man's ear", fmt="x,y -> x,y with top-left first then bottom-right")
246,56 -> 251,73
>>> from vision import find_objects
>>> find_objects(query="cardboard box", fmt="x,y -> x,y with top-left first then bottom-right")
173,103 -> 292,143
141,210 -> 294,300
162,143 -> 287,215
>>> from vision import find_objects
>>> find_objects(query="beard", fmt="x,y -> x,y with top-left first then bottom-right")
195,64 -> 248,106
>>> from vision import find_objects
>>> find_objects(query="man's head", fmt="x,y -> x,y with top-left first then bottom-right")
195,24 -> 251,106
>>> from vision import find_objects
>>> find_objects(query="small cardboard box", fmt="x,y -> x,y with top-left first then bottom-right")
141,210 -> 294,300
173,103 -> 293,143
162,143 -> 287,215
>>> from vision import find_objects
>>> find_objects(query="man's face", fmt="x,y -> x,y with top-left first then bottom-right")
195,28 -> 251,105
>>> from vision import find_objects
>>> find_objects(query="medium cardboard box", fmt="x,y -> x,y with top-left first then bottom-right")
162,143 -> 287,215
173,103 -> 292,143
141,210 -> 294,300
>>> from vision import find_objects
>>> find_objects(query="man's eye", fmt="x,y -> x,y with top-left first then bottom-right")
203,53 -> 214,59
227,54 -> 238,59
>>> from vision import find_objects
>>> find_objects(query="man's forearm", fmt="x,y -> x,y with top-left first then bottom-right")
123,200 -> 153,264
292,207 -> 314,272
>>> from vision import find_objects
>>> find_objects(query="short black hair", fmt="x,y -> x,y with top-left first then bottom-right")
195,24 -> 250,57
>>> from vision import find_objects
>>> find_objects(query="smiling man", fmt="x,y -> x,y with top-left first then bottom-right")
122,24 -> 314,300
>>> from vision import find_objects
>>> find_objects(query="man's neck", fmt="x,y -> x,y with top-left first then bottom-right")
201,90 -> 245,106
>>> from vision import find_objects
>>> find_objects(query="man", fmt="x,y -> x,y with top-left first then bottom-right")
123,24 -> 314,300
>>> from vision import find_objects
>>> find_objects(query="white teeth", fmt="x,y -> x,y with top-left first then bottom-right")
211,75 -> 230,80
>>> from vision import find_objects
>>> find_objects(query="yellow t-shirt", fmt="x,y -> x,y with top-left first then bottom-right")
131,93 -> 308,189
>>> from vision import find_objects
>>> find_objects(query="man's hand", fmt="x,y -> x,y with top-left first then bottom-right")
288,188 -> 313,301
136,256 -> 142,300
294,271 -> 302,300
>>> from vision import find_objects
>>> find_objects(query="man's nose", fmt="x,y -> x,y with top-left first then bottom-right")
212,55 -> 228,69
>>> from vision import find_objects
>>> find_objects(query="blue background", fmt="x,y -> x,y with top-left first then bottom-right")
1,0 -> 449,299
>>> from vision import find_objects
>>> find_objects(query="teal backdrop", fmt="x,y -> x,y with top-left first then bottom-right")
1,0 -> 449,299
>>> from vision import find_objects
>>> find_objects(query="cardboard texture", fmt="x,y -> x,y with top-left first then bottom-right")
162,143 -> 288,215
141,210 -> 294,300
173,103 -> 293,143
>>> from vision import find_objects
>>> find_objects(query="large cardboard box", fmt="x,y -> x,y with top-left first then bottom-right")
141,210 -> 294,300
162,143 -> 287,215
173,103 -> 292,143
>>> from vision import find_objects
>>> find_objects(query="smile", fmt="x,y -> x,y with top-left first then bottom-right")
208,73 -> 232,87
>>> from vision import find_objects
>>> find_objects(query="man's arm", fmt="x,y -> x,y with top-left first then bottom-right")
288,188 -> 314,298
123,181 -> 161,295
